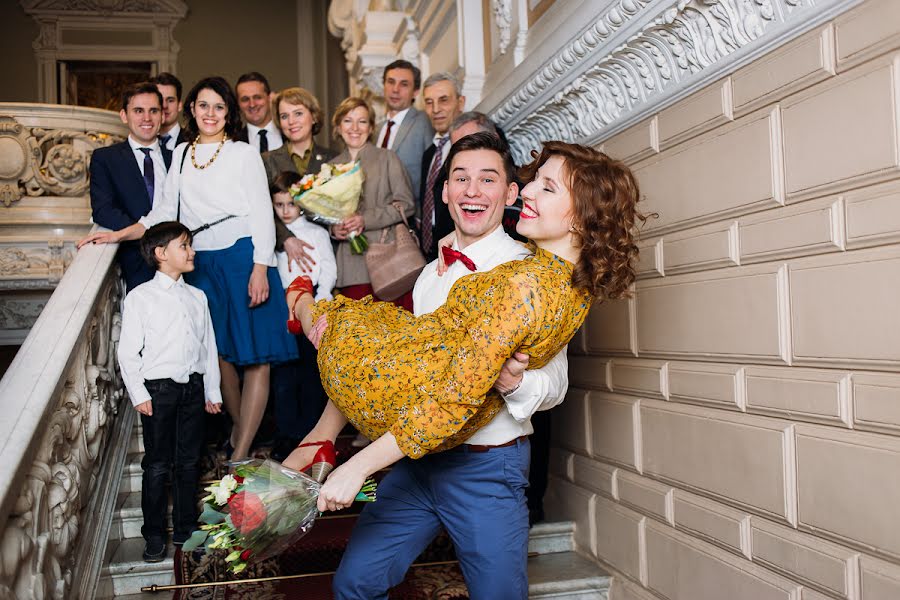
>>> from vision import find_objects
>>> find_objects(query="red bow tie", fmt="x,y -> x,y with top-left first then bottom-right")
442,246 -> 477,271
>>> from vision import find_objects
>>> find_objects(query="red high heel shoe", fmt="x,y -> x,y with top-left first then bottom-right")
297,440 -> 336,483
286,276 -> 315,335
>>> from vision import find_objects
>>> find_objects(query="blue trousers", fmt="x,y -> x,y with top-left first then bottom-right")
333,438 -> 531,600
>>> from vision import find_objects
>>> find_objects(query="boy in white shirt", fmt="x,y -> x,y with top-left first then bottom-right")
118,221 -> 223,563
270,171 -> 336,460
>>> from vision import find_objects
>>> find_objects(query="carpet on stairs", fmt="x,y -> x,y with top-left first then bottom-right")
173,436 -> 470,599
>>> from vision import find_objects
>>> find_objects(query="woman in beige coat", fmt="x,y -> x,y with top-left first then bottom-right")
328,96 -> 416,310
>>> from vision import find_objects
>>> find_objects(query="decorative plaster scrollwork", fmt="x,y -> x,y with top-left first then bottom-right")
0,273 -> 123,600
491,0 -> 821,162
492,0 -> 513,55
0,115 -> 119,207
491,0 -> 653,126
21,0 -> 186,15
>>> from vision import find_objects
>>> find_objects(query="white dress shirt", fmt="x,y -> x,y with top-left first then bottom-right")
276,217 -> 337,301
247,120 -> 284,152
412,225 -> 569,445
140,141 -> 277,266
158,123 -> 182,153
127,136 -> 167,207
376,107 -> 410,149
118,271 -> 222,406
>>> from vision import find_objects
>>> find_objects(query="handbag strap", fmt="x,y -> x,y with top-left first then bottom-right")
381,202 -> 416,243
175,145 -> 189,223
176,143 -> 236,235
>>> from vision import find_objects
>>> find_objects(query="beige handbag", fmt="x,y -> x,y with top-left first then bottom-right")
365,202 -> 427,300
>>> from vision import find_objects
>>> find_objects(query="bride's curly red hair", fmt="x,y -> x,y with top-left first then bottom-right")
520,141 -> 648,300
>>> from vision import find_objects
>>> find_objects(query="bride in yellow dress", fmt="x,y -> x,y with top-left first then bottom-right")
284,135 -> 646,512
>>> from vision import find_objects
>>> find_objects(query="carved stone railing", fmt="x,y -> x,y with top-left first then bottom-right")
0,239 -> 131,599
0,103 -> 125,346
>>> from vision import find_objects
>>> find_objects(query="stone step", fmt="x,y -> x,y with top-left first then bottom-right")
528,552 -> 611,599
97,537 -> 174,598
119,453 -> 143,494
99,548 -> 609,599
529,520 -> 575,554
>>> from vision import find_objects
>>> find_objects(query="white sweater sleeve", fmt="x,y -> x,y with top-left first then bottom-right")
243,148 -> 276,266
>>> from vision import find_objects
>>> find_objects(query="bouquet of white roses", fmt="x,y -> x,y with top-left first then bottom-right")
290,161 -> 368,254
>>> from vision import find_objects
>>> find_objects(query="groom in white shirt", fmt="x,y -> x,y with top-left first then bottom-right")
333,132 -> 568,599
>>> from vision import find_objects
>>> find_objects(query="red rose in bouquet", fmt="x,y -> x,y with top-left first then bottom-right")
228,491 -> 267,535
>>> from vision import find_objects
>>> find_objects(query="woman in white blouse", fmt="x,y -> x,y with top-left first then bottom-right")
79,76 -> 298,460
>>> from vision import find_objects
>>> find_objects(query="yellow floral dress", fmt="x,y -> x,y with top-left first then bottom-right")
311,246 -> 592,458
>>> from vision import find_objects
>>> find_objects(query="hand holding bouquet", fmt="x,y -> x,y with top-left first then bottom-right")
291,161 -> 369,254
181,458 -> 376,574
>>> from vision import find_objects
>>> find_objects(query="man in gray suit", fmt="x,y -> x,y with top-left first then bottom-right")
375,59 -> 434,203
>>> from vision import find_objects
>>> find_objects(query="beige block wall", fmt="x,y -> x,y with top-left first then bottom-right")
556,1 -> 900,598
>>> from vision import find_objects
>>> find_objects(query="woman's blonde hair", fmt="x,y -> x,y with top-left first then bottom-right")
331,97 -> 375,141
272,87 -> 324,136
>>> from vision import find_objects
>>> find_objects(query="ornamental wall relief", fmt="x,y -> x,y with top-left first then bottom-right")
484,0 -> 847,163
0,115 -> 118,208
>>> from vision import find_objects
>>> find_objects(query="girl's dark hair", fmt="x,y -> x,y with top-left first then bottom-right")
520,141 -> 650,300
182,76 -> 242,141
140,221 -> 192,268
270,170 -> 302,196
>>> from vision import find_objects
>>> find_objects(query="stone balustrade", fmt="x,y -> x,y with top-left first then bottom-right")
0,238 -> 131,599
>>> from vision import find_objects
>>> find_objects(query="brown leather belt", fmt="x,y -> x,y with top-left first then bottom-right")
462,435 -> 528,453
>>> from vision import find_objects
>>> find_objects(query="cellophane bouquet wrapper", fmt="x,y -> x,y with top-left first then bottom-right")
293,162 -> 365,226
182,458 -> 376,574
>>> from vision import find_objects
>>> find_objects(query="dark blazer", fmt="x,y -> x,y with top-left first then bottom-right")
418,143 -> 454,262
89,141 -> 157,291
261,143 -> 339,250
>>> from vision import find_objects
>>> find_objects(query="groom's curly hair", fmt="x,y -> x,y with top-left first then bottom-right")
520,141 -> 651,300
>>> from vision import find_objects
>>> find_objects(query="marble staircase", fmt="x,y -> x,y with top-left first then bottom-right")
96,423 -> 612,599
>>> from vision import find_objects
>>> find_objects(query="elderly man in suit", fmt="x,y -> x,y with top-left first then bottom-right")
90,82 -> 167,291
375,60 -> 433,203
418,72 -> 465,261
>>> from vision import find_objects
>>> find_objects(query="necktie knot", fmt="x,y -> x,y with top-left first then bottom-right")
159,134 -> 171,147
441,246 -> 477,271
138,147 -> 151,156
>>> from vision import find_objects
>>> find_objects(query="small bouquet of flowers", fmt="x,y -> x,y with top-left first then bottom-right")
291,161 -> 369,254
181,457 -> 376,574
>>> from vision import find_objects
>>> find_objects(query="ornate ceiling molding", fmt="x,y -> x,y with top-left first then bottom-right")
488,0 -> 861,163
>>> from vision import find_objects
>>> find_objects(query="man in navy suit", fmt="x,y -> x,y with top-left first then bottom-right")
90,82 -> 167,292
152,72 -> 189,168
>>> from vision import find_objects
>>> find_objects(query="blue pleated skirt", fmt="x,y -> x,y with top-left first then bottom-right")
186,237 -> 299,366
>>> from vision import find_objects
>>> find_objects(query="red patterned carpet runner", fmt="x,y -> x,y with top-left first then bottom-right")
172,436 -> 469,600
